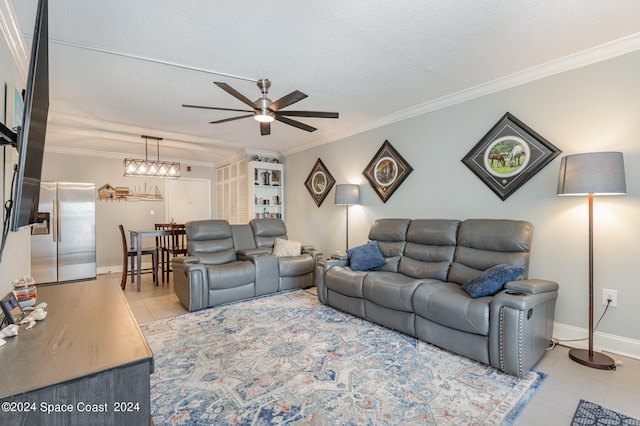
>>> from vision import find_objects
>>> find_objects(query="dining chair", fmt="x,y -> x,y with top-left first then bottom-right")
119,224 -> 158,290
155,223 -> 187,283
155,223 -> 171,282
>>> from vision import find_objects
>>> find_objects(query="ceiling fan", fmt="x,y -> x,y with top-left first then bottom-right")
182,79 -> 339,136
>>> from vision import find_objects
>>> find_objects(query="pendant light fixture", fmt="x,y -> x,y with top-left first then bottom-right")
123,135 -> 181,178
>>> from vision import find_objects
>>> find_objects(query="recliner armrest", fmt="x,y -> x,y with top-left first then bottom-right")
237,247 -> 271,260
303,247 -> 323,262
174,256 -> 201,265
172,259 -> 209,311
504,279 -> 559,295
315,258 -> 349,304
489,278 -> 558,377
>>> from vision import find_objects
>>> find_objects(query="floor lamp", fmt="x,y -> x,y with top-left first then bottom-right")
557,151 -> 626,370
335,184 -> 360,250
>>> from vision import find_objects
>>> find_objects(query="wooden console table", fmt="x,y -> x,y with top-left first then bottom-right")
0,280 -> 154,425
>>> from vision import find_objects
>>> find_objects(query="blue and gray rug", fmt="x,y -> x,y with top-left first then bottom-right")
572,399 -> 640,426
141,289 -> 546,425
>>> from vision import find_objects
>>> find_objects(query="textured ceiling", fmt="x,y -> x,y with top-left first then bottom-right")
8,0 -> 640,165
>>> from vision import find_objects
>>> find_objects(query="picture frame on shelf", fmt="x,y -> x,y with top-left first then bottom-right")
304,158 -> 335,207
461,112 -> 561,201
271,170 -> 280,186
363,140 -> 413,203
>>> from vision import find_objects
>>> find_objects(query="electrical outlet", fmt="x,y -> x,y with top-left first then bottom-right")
602,288 -> 618,307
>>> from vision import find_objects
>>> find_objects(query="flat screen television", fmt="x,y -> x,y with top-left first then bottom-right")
10,0 -> 49,231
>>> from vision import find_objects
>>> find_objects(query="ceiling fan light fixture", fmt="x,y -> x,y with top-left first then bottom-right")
254,109 -> 275,123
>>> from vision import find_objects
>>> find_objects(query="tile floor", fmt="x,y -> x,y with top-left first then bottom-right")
111,272 -> 640,425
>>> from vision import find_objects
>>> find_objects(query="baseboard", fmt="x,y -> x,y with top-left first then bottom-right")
553,322 -> 640,361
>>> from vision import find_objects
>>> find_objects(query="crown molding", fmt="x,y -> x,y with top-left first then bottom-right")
283,32 -> 640,157
0,0 -> 28,82
45,145 -> 215,168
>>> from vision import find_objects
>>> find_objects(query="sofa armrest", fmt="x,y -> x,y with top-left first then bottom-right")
174,256 -> 201,265
172,260 -> 209,311
331,253 -> 348,261
504,279 -> 559,295
489,279 -> 559,377
303,247 -> 323,262
241,253 -> 279,295
237,247 -> 270,260
302,246 -> 322,260
315,258 -> 349,303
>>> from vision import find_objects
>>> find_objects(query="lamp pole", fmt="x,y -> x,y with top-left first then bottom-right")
568,192 -> 616,369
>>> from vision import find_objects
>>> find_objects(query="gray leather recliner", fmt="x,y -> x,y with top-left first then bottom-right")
248,219 -> 322,290
173,220 -> 256,311
173,219 -> 321,312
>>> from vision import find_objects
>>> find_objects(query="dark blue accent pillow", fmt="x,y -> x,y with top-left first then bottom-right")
462,263 -> 525,298
347,241 -> 386,271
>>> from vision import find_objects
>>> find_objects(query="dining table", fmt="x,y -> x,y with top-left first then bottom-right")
128,228 -> 171,291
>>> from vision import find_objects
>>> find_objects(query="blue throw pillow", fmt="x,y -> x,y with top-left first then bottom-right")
347,241 -> 386,271
462,263 -> 525,298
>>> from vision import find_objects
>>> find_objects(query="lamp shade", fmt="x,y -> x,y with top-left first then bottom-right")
335,184 -> 360,205
557,152 -> 626,196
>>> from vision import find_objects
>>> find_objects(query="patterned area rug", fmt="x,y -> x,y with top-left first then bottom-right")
141,289 -> 546,425
572,400 -> 640,426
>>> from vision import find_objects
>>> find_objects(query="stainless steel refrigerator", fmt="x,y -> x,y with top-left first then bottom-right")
31,182 -> 96,284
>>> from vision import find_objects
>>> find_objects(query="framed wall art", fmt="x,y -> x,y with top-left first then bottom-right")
304,158 -> 335,207
363,140 -> 413,203
462,112 -> 561,201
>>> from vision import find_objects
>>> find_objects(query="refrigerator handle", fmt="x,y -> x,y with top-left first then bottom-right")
52,199 -> 57,242
57,198 -> 62,242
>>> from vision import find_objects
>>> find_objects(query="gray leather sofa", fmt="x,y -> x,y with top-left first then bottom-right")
315,218 -> 558,377
173,219 -> 320,311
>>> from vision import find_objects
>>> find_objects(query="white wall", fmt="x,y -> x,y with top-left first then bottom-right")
283,50 -> 640,356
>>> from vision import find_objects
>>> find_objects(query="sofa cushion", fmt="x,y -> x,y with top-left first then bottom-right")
272,237 -> 302,257
449,219 -> 532,285
278,255 -> 314,277
362,272 -> 424,312
325,266 -> 367,298
250,218 -> 288,249
347,241 -> 386,271
413,281 -> 490,335
206,261 -> 255,290
371,255 -> 401,272
368,219 -> 411,258
462,263 -> 525,298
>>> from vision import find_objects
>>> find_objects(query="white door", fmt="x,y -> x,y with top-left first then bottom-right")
165,178 -> 211,223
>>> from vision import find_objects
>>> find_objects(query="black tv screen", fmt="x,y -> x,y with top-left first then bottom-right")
11,0 -> 49,231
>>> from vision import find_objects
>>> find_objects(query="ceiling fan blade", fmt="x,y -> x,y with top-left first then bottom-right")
214,82 -> 259,109
275,115 -> 317,132
269,90 -> 308,112
182,104 -> 253,113
260,122 -> 271,136
277,110 -> 339,119
209,114 -> 253,124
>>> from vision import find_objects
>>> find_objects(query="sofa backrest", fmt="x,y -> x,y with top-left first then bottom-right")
185,220 -> 237,265
368,219 -> 411,258
250,218 -> 288,249
231,224 -> 257,250
448,219 -> 533,285
399,219 -> 460,281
